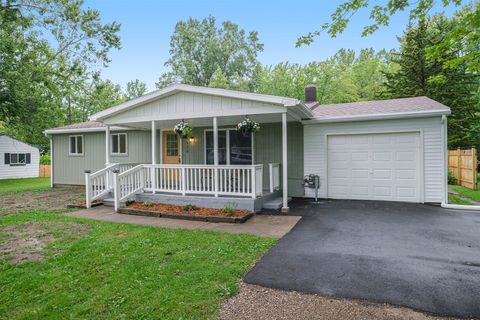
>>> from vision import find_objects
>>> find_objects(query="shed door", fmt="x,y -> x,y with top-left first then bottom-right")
327,132 -> 421,202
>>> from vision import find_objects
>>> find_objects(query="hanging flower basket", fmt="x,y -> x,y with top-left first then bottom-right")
236,117 -> 260,137
174,121 -> 193,139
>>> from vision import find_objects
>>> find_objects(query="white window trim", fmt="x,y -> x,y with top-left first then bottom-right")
9,153 -> 27,166
110,133 -> 128,156
68,135 -> 84,156
203,128 -> 254,165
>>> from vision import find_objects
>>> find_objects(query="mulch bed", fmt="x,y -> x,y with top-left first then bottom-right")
118,202 -> 254,223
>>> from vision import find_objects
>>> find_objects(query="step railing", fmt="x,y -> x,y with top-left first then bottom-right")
85,163 -> 140,208
268,163 -> 280,192
111,164 -> 264,211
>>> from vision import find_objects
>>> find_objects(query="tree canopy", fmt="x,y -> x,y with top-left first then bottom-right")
156,16 -> 264,90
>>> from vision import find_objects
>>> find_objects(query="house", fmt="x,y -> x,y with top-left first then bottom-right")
0,135 -> 40,179
44,84 -> 451,211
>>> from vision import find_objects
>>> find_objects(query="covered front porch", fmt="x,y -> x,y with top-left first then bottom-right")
84,85 -> 311,212
85,113 -> 293,212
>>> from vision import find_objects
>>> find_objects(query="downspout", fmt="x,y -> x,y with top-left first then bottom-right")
440,115 -> 480,210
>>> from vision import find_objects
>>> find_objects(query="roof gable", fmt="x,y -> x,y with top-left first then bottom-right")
91,84 -> 310,123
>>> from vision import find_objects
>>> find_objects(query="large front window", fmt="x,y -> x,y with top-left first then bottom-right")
205,129 -> 252,165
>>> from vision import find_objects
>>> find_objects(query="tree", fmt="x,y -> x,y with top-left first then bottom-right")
125,79 -> 147,100
156,16 -> 263,90
0,0 -> 121,150
296,1 -> 479,72
383,15 -> 480,148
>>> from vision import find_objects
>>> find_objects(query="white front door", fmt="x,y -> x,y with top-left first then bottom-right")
327,132 -> 421,202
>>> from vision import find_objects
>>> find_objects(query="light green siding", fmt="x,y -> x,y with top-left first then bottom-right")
52,131 -> 151,185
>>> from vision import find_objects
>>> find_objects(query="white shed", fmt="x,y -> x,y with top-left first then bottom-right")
0,135 -> 40,179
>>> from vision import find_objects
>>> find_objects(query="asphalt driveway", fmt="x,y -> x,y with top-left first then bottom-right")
245,199 -> 480,318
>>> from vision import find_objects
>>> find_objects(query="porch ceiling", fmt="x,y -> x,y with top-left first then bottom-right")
111,113 -> 296,130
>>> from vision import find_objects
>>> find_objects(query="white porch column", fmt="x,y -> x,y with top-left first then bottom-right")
151,120 -> 156,164
213,117 -> 219,165
213,116 -> 219,197
282,112 -> 289,212
105,125 -> 110,165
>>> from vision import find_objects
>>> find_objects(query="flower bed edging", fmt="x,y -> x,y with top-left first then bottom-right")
117,207 -> 254,224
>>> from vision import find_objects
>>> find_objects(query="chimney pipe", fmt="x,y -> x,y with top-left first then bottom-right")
305,85 -> 317,102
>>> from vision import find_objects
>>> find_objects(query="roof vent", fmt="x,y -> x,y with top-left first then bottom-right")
305,85 -> 317,102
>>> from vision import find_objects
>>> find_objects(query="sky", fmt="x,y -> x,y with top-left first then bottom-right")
84,0 -> 462,91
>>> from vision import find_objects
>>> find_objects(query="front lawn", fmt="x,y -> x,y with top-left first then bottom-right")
0,211 -> 275,319
0,177 -> 50,194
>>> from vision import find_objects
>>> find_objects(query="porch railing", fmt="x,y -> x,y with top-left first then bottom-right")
85,163 -> 140,208
269,163 -> 280,192
111,164 -> 264,211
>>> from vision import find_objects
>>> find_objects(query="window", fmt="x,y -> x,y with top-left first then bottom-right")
205,129 -> 252,165
4,153 -> 31,166
166,133 -> 178,156
69,135 -> 83,155
111,133 -> 127,155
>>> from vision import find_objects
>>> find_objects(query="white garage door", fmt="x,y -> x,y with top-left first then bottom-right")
327,132 -> 421,202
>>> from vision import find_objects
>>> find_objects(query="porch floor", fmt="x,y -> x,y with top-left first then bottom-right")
104,190 -> 284,212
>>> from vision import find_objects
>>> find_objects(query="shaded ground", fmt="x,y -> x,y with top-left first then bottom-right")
220,283 -> 459,320
0,186 -> 84,216
248,199 -> 480,318
0,221 -> 90,264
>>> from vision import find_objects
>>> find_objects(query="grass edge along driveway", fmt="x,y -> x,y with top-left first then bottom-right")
0,210 -> 276,320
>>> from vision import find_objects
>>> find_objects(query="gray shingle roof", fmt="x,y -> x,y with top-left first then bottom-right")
49,121 -> 105,131
309,96 -> 450,118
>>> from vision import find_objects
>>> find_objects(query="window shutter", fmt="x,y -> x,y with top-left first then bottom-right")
26,153 -> 31,164
4,153 -> 10,165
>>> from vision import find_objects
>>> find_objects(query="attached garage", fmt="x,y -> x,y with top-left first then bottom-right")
327,132 -> 421,202
303,96 -> 451,204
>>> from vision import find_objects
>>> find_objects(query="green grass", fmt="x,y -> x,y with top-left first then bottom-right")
448,193 -> 472,205
0,211 -> 276,319
449,174 -> 480,204
0,177 -> 50,194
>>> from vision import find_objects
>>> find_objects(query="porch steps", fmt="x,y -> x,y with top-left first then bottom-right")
262,197 -> 292,210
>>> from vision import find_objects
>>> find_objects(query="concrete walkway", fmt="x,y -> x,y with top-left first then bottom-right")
66,206 -> 300,238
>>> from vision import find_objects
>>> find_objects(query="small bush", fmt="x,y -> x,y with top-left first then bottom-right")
124,199 -> 135,206
144,201 -> 155,208
223,202 -> 237,216
448,170 -> 457,185
183,204 -> 199,211
40,154 -> 51,165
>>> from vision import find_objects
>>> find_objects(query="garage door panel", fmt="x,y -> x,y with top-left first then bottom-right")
327,132 -> 420,203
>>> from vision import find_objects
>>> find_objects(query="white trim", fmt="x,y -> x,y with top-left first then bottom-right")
302,109 -> 451,124
441,203 -> 480,210
204,128 -> 254,165
110,133 -> 128,156
105,125 -> 110,165
151,121 -> 156,165
44,126 -> 137,135
50,137 -> 54,188
90,84 -> 308,121
282,112 -> 288,210
68,135 -> 84,156
442,115 -> 448,204
324,129 -> 425,203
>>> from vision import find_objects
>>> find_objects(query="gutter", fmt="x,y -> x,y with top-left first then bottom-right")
302,109 -> 451,124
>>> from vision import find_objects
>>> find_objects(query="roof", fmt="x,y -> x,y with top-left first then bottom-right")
48,121 -> 105,131
306,96 -> 450,122
43,121 -> 132,135
0,135 -> 39,150
90,83 -> 312,121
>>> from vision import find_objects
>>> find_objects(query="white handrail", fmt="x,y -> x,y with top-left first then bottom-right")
269,163 -> 280,193
111,164 -> 265,212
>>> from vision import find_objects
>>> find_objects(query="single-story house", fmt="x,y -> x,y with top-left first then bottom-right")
0,135 -> 40,179
44,84 -> 451,211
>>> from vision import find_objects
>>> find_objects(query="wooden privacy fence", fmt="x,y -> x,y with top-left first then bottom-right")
39,165 -> 51,178
448,148 -> 477,190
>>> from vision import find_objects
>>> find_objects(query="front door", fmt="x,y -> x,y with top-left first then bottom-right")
163,131 -> 180,164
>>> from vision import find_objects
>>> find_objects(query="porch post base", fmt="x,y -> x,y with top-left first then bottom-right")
281,207 -> 290,213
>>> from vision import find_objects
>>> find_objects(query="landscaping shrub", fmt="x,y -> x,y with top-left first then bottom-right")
448,170 -> 457,185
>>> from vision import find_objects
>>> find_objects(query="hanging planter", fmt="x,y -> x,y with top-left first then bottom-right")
236,116 -> 260,137
174,120 -> 193,139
